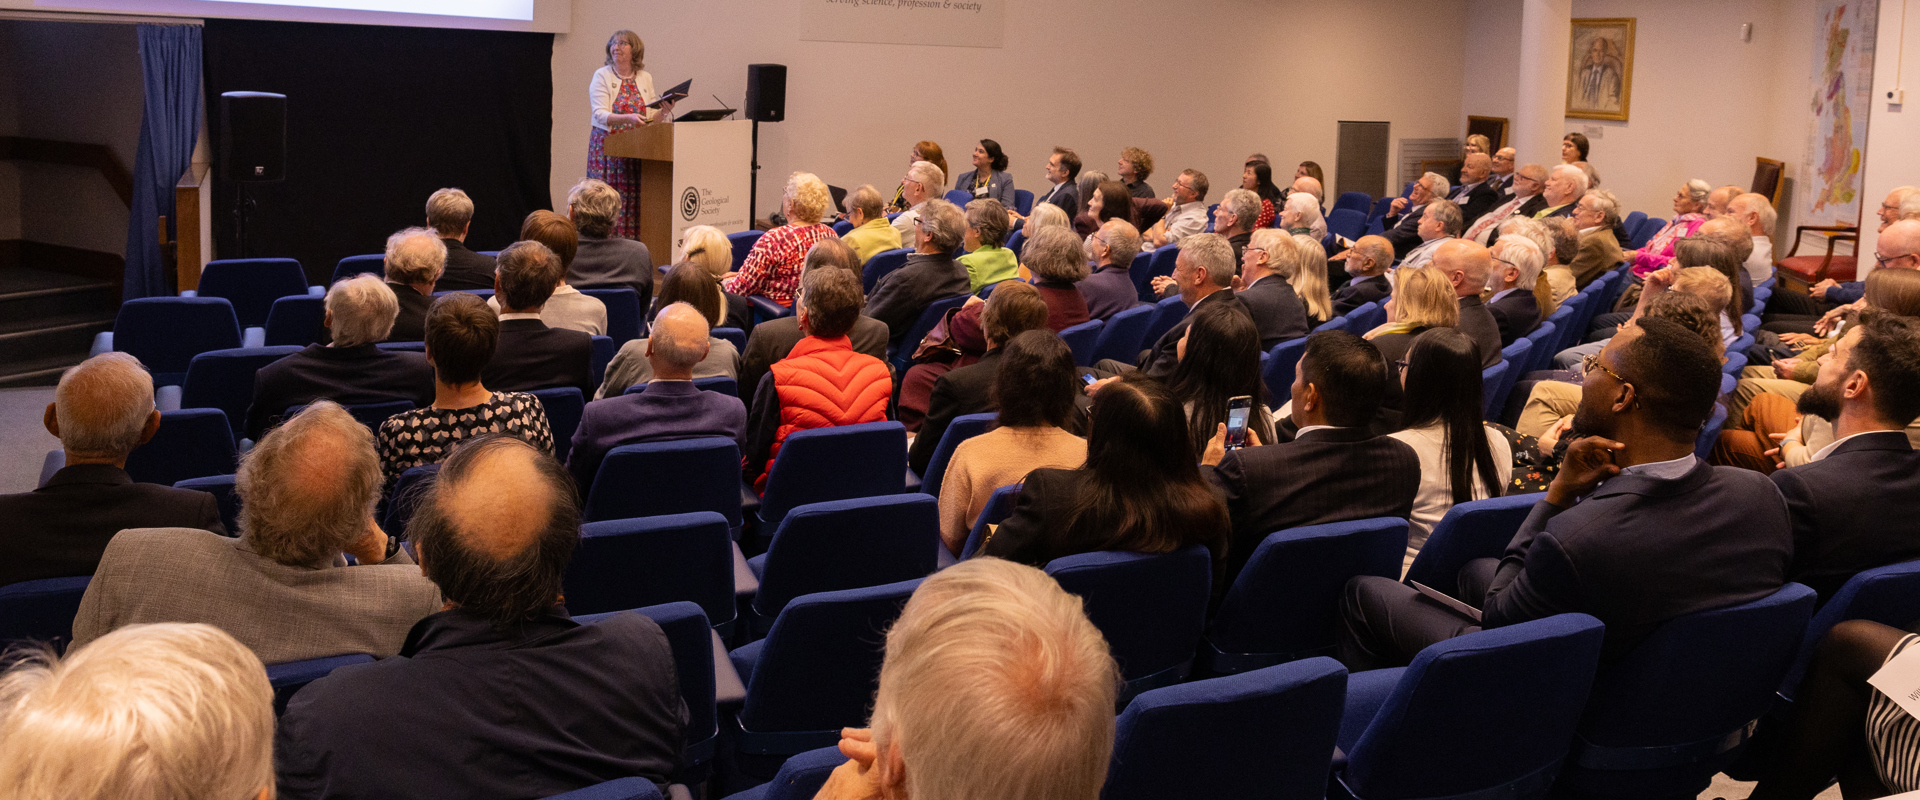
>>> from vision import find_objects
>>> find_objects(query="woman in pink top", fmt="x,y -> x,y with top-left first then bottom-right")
1625,179 -> 1711,277
721,172 -> 836,306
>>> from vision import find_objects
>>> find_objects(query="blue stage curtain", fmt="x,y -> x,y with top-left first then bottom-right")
123,24 -> 203,300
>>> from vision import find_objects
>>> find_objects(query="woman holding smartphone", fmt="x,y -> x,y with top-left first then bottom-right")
1169,303 -> 1275,458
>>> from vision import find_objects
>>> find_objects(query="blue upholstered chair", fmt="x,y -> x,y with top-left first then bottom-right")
1781,559 -> 1920,700
265,653 -> 373,715
1335,192 -> 1373,215
381,463 -> 439,536
1327,208 -> 1368,241
0,576 -> 91,653
1348,301 -> 1386,333
915,412 -> 995,500
716,746 -> 841,800
1138,248 -> 1180,303
1046,546 -> 1211,704
542,778 -> 663,800
566,512 -> 737,634
956,483 -> 1020,561
747,495 -> 939,633
1403,493 -> 1544,600
188,258 -> 316,327
331,254 -> 386,284
1060,319 -> 1105,367
580,287 -> 643,347
888,295 -> 971,375
1262,336 -> 1310,404
1012,189 -> 1034,216
756,421 -> 908,530
175,474 -> 241,534
263,295 -> 327,346
585,438 -> 743,526
123,408 -> 237,486
576,602 -> 721,783
100,297 -> 247,386
728,231 -> 765,270
1090,304 -> 1155,366
1479,360 -> 1510,420
167,346 -> 301,437
529,386 -> 586,462
1202,518 -> 1408,675
860,248 -> 913,294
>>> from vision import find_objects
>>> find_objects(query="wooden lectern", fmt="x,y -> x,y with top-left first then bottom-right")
601,124 -> 678,261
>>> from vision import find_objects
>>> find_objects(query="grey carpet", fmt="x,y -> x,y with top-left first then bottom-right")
0,387 -> 58,493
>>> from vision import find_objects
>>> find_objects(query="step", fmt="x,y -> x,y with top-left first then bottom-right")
0,312 -> 114,368
0,352 -> 89,388
0,269 -> 117,325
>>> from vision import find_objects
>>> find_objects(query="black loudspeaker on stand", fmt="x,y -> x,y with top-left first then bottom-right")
220,91 -> 287,258
745,64 -> 786,224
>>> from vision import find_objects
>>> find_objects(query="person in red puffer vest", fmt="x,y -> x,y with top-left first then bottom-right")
744,264 -> 892,491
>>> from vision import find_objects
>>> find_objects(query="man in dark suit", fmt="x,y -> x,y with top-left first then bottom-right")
1774,313 -> 1920,604
1031,146 -> 1082,218
1235,232 -> 1309,351
276,435 -> 686,799
908,284 -> 1050,474
1,353 -> 226,587
1202,332 -> 1420,593
1211,190 -> 1258,266
246,275 -> 435,439
1381,173 -> 1447,257
1079,219 -> 1144,322
566,303 -> 747,498
484,241 -> 594,397
1486,237 -> 1545,346
1339,319 -> 1792,668
1489,147 -> 1517,195
383,227 -> 444,342
1429,240 -> 1505,367
566,178 -> 655,304
425,188 -> 497,292
1114,233 -> 1246,378
1333,235 -> 1394,316
867,199 -> 972,348
1450,153 -> 1503,231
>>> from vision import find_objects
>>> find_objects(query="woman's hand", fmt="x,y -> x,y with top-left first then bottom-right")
1536,415 -> 1575,455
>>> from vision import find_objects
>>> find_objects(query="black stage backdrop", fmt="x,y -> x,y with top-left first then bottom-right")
203,19 -> 552,286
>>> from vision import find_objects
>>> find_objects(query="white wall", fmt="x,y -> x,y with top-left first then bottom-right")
1858,0 -> 1920,269
1463,0 -> 1524,141
553,0 -> 1470,225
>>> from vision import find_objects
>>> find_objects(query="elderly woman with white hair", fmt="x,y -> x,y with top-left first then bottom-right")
566,178 -> 656,301
1280,192 -> 1327,240
382,227 -> 447,342
675,224 -> 749,330
1623,178 -> 1713,277
722,172 -> 837,307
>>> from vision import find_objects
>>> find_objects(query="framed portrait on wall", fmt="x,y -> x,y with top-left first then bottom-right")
1567,18 -> 1635,121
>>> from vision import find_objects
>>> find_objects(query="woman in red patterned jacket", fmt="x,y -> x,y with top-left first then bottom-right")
722,172 -> 837,307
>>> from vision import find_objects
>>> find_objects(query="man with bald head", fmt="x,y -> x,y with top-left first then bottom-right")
1447,152 -> 1502,230
1431,239 -> 1505,367
1770,218 -> 1920,331
1333,235 -> 1395,315
1706,184 -> 1743,218
1467,163 -> 1547,244
1290,175 -> 1325,210
0,353 -> 225,587
73,401 -> 442,663
567,301 -> 748,496
1729,192 -> 1778,286
277,435 -> 687,800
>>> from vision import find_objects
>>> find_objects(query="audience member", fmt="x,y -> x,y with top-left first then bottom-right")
1,354 -> 225,587
484,241 -> 594,397
245,275 -> 434,440
1747,619 -> 1920,800
1073,169 -> 1110,227
1705,183 -> 1743,217
1030,146 -> 1082,217
738,245 -> 890,400
744,267 -> 891,491
982,372 -> 1228,568
868,198 -> 971,348
1561,132 -> 1590,165
1449,152 -> 1502,229
1535,163 -> 1587,220
491,210 -> 608,335
1429,239 -> 1504,367
1281,192 -> 1328,240
1333,235 -> 1394,315
1466,164 -> 1545,244
276,435 -> 686,800
1382,172 -> 1449,257
888,141 -> 946,212
598,262 -> 742,396
1339,318 -> 1791,669
907,282 -> 1051,472
1489,147 -> 1517,194
672,224 -> 750,330
1364,263 -> 1458,368
811,558 -> 1116,800
1398,200 -> 1462,271
566,178 -> 654,301
1076,180 -> 1137,236
1025,201 -> 1074,240
1079,218 -> 1144,321
1487,235 -> 1545,345
1205,188 -> 1260,266
0,622 -> 274,800
1539,217 -> 1582,299
723,171 -> 837,306
1168,302 -> 1275,459
1144,168 -> 1210,248
73,401 -> 442,663
934,330 -> 1087,554
1242,159 -> 1284,229
1566,188 -> 1624,288
381,227 -> 445,341
839,184 -> 903,266
1291,175 -> 1327,211
888,160 -> 945,247
1116,233 -> 1244,378
376,293 -> 554,485
1286,234 -> 1334,326
958,198 -> 1018,292
1389,328 -> 1511,554
1770,219 -> 1920,333
896,254 -> 1062,432
1730,192 -> 1779,287
953,138 -> 1015,208
1023,225 -> 1093,331
426,188 -> 496,292
1202,331 -> 1419,590
1118,146 -> 1155,198
1622,180 -> 1711,277
1237,228 -> 1311,349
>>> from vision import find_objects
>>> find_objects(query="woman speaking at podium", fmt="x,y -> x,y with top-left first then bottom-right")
587,30 -> 674,240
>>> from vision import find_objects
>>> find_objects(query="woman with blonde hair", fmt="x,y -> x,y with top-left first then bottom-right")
585,30 -> 672,239
722,172 -> 836,306
677,224 -> 748,329
1285,234 -> 1335,327
1365,266 -> 1459,366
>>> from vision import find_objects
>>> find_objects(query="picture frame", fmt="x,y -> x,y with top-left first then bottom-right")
1466,116 -> 1509,150
1567,18 -> 1635,121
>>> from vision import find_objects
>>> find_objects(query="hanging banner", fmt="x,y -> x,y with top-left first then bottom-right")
798,0 -> 1005,49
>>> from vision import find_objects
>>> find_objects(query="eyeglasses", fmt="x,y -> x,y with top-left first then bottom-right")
1245,246 -> 1266,254
1876,251 -> 1916,268
1581,352 -> 1627,384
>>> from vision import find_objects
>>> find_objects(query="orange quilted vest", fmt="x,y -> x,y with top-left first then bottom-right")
757,335 -> 892,490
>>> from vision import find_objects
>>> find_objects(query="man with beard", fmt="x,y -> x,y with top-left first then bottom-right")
1771,312 -> 1920,605
1337,318 -> 1792,669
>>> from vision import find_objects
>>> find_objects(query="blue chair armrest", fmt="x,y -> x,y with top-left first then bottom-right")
91,331 -> 112,357
179,289 -> 197,297
1336,666 -> 1405,755
242,327 -> 266,349
308,285 -> 326,297
155,384 -> 183,412
713,628 -> 747,705
733,541 -> 759,597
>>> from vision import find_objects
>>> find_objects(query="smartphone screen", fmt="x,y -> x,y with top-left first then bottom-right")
1082,374 -> 1098,386
1225,395 -> 1252,450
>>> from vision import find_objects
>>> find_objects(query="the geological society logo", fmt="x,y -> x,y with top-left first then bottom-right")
679,187 -> 701,221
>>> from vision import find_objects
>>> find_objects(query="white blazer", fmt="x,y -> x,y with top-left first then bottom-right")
589,65 -> 659,131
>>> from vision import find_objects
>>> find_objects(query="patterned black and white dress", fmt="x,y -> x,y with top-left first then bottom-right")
376,393 -> 554,485
1868,634 -> 1920,793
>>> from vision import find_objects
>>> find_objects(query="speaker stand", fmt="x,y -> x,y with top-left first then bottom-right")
233,183 -> 257,259
748,119 -> 761,227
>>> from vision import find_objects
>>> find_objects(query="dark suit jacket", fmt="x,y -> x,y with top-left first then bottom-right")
276,608 -> 687,800
1484,460 -> 1792,663
0,465 -> 226,587
1236,275 -> 1310,351
1487,288 -> 1541,346
1037,181 -> 1080,217
387,282 -> 432,342
739,316 -> 889,403
908,351 -> 1002,475
1452,182 -> 1503,230
485,318 -> 594,397
866,253 -> 971,347
1141,289 -> 1248,378
1456,295 -> 1505,368
1775,432 -> 1920,604
982,467 -> 1227,569
1515,195 -> 1548,219
571,235 -> 655,308
566,380 -> 749,497
246,343 -> 435,439
1080,264 -> 1141,322
1490,174 -> 1515,195
1203,426 -> 1419,592
1333,275 -> 1391,317
1382,205 -> 1426,257
434,239 -> 497,292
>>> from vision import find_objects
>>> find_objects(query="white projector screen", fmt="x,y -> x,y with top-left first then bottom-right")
9,0 -> 569,31
200,0 -> 531,21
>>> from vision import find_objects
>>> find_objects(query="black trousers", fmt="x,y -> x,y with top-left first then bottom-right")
1336,558 -> 1500,671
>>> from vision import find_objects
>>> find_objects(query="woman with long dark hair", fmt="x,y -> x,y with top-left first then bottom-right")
1168,303 -> 1275,458
1388,328 -> 1509,556
982,372 -> 1229,568
1242,159 -> 1282,229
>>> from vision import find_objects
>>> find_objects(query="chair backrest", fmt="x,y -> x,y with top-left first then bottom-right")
830,219 -> 854,236
1138,295 -> 1188,354
1004,228 -> 1027,259
737,746 -> 842,800
567,513 -> 735,629
1327,208 -> 1368,241
263,295 -> 328,347
1139,247 -> 1181,303
1091,303 -> 1156,366
1490,338 -> 1532,417
1624,210 -> 1648,233
196,258 -> 309,327
728,231 -> 764,269
539,777 -> 663,800
1104,657 -> 1348,800
1045,546 -> 1212,694
890,295 -> 971,374
736,579 -> 921,747
1205,518 -> 1408,674
331,254 -> 385,285
1261,336 -> 1310,404
0,576 -> 90,652
433,288 -> 494,300
1479,360 -> 1509,419
174,474 -> 240,534
759,421 -> 908,526
576,601 -> 719,779
959,483 -> 1021,559
114,297 -> 244,383
1552,293 -> 1591,355
1693,403 -> 1728,460
580,287 -> 643,347
1368,196 -> 1396,222
376,341 -> 426,352
179,346 -> 301,437
1403,493 -> 1544,599
1334,191 -> 1372,215
918,412 -> 996,499
942,189 -> 972,206
265,653 -> 373,715
1125,250 -> 1155,296
1349,300 -> 1386,333
528,387 -> 585,462
1524,320 -> 1560,374
1012,188 -> 1035,216
585,437 -> 744,526
1343,614 -> 1608,800
125,408 -> 236,486
1781,560 -> 1920,699
590,335 -> 615,391
286,400 -> 415,433
861,248 -> 914,294
1060,319 -> 1105,367
754,494 -> 939,621
381,463 -> 440,536
1314,315 -> 1351,334
711,326 -> 747,352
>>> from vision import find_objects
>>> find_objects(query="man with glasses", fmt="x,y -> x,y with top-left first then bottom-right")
1382,172 -> 1450,258
1079,219 -> 1143,321
1468,163 -> 1547,245
1489,147 -> 1518,195
890,160 -> 946,249
1143,169 -> 1210,249
1769,218 -> 1920,333
1338,318 -> 1792,669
